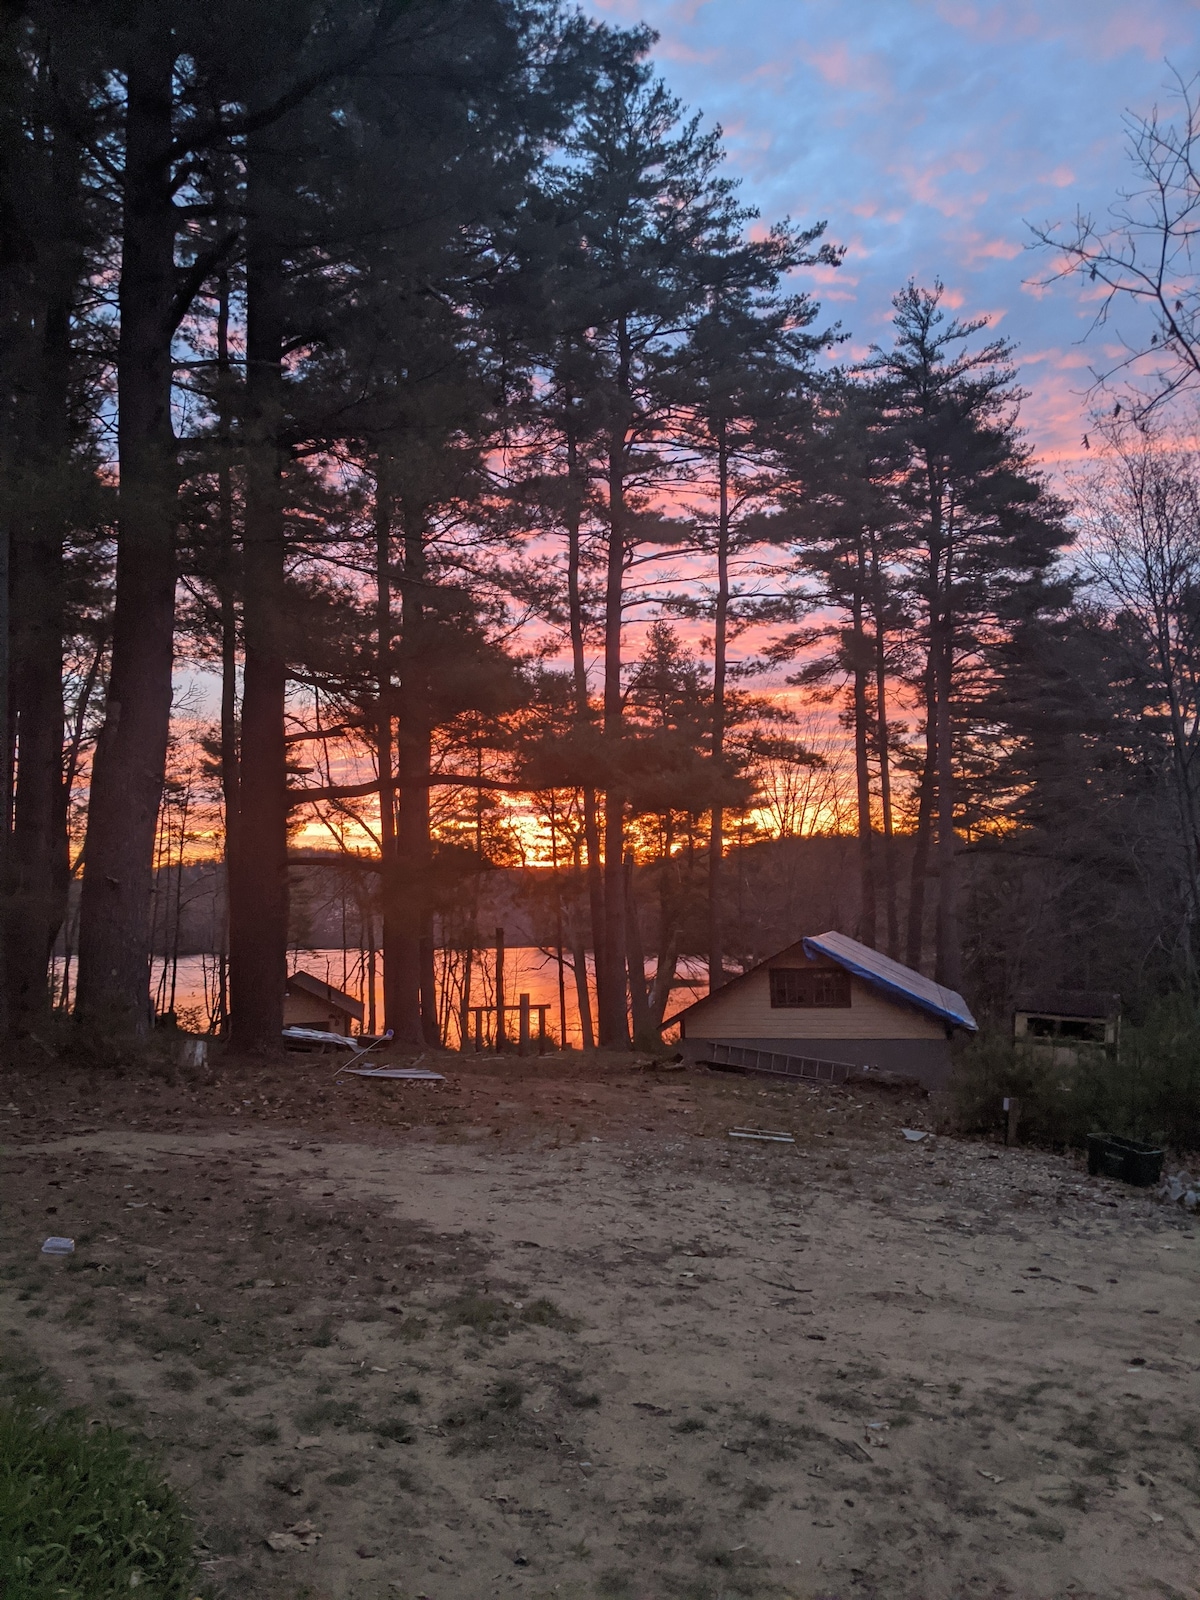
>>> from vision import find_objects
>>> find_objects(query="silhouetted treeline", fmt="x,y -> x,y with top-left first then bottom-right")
5,3 -> 1200,1053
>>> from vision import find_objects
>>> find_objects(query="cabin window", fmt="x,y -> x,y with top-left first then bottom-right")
769,967 -> 851,1008
1023,1014 -> 1106,1043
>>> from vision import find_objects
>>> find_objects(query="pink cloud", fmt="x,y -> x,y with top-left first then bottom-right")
800,40 -> 891,97
928,0 -> 1174,61
895,158 -> 988,219
656,36 -> 722,67
961,233 -> 1024,265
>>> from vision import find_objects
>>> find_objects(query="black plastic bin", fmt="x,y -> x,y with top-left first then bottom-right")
1086,1134 -> 1164,1188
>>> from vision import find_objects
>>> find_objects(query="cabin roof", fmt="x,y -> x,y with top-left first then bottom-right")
668,929 -> 977,1033
801,931 -> 976,1032
1014,989 -> 1120,1021
286,969 -> 365,1022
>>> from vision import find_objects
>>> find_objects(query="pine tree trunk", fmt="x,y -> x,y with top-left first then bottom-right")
905,696 -> 936,973
228,131 -> 288,1051
374,459 -> 402,1037
565,443 -> 602,1047
9,511 -> 66,1030
77,26 -> 178,1031
624,853 -> 652,1044
706,417 -> 729,991
571,935 -> 594,1049
420,927 -> 438,1046
5,111 -> 77,1032
389,502 -> 435,1047
580,793 -> 602,1046
851,588 -> 876,948
869,540 -> 899,958
933,541 -> 961,990
649,837 -> 679,1029
601,400 -> 628,1047
216,268 -> 239,1036
907,476 -> 944,978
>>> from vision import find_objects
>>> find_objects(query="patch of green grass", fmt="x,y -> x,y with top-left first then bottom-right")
0,1403 -> 197,1598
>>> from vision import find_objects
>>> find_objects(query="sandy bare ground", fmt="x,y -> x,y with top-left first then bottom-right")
1,1053 -> 1198,1600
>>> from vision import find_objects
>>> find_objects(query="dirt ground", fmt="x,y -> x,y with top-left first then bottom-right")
1,1046 -> 1198,1600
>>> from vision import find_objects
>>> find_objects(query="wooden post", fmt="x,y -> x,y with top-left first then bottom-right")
518,992 -> 531,1055
1003,1095 -> 1021,1147
494,926 -> 506,1049
474,1006 -> 483,1053
538,1005 -> 547,1055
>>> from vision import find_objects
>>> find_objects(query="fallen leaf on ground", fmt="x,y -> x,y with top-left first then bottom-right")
266,1521 -> 321,1550
265,1533 -> 304,1552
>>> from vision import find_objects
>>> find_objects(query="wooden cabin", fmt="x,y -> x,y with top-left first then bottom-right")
668,930 -> 977,1091
283,970 -> 364,1037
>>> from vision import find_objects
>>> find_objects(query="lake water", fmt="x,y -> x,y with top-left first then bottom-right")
54,947 -> 706,1049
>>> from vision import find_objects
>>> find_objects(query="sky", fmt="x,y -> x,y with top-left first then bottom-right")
589,0 -> 1200,467
181,1 -> 1200,856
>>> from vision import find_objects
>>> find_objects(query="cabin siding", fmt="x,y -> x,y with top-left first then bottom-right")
283,992 -> 351,1035
682,966 -> 943,1041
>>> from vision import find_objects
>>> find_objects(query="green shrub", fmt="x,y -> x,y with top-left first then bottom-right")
0,1404 -> 198,1599
952,991 -> 1200,1151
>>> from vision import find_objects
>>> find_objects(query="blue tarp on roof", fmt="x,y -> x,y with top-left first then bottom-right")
802,930 -> 977,1033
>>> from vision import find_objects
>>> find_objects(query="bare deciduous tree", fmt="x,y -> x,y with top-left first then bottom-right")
1033,68 -> 1200,418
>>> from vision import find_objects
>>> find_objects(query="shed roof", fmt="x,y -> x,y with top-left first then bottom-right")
668,930 -> 976,1034
286,970 -> 365,1022
1014,989 -> 1120,1021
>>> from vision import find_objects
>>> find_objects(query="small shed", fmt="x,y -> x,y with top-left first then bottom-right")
668,930 -> 977,1091
1013,990 -> 1120,1062
283,971 -> 364,1037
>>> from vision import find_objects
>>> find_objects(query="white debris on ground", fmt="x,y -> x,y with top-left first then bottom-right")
1159,1170 -> 1200,1211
